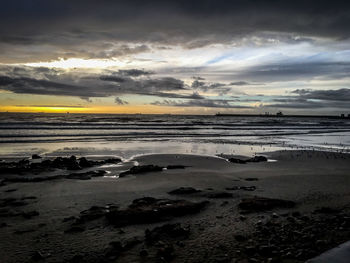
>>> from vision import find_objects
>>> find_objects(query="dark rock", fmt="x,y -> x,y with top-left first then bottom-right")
0,179 -> 5,186
62,216 -> 77,222
239,197 -> 295,211
0,198 -> 28,207
78,205 -> 114,223
52,156 -> 81,170
78,157 -> 92,168
314,207 -> 340,214
31,251 -> 44,261
4,188 -> 17,192
157,243 -> 174,262
166,165 -> 186,169
32,154 -> 42,159
21,196 -> 37,200
245,178 -> 259,181
68,255 -> 84,263
65,226 -> 85,233
234,234 -> 247,242
105,238 -> 142,259
221,201 -> 229,206
292,211 -> 301,217
119,165 -> 163,177
226,186 -> 256,191
229,155 -> 267,164
106,197 -> 208,226
139,249 -> 148,257
22,210 -> 39,219
103,158 -> 122,164
0,222 -> 8,228
145,223 -> 190,244
248,156 -> 268,162
168,187 -> 201,195
240,186 -> 257,191
205,191 -> 233,198
229,158 -> 247,164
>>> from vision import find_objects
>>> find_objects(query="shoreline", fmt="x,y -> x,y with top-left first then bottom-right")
0,150 -> 350,262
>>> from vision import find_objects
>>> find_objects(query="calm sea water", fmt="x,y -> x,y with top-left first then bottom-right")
0,113 -> 349,158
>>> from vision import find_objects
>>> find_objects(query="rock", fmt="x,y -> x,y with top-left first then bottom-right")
245,178 -> 259,181
272,213 -> 279,218
229,156 -> 267,164
103,158 -> 122,164
145,223 -> 190,244
52,156 -> 81,170
119,165 -> 163,177
229,158 -> 247,164
239,215 -> 247,221
4,188 -> 17,192
227,186 -> 256,191
240,186 -> 257,191
0,222 -> 8,228
226,186 -> 240,190
105,238 -> 142,259
31,251 -> 44,261
239,197 -> 295,211
157,243 -> 174,262
31,154 -> 42,159
248,156 -> 268,162
106,197 -> 208,226
168,187 -> 201,195
65,226 -> 85,233
78,205 -> 115,223
78,157 -> 92,168
62,216 -> 77,222
292,211 -> 301,217
0,179 -> 5,186
205,191 -> 233,198
166,165 -> 186,169
314,207 -> 340,214
234,234 -> 247,242
139,249 -> 148,257
0,198 -> 28,207
21,196 -> 37,200
22,210 -> 39,219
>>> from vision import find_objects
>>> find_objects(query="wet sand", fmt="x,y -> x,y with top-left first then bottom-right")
0,150 -> 350,263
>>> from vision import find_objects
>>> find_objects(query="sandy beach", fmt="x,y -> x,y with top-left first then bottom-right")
0,150 -> 349,263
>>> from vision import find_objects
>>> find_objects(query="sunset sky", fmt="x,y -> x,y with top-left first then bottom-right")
0,0 -> 350,114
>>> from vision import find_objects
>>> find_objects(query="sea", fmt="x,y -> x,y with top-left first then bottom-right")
0,113 -> 349,159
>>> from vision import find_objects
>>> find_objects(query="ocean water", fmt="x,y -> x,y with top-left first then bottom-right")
0,113 -> 349,159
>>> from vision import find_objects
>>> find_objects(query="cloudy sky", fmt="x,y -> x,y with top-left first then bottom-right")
0,0 -> 349,114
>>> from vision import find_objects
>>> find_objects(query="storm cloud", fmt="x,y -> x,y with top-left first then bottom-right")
266,88 -> 350,109
1,0 -> 350,62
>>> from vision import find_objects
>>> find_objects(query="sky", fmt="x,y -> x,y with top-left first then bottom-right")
0,0 -> 350,115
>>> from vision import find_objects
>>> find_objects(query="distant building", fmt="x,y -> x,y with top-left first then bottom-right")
341,114 -> 345,118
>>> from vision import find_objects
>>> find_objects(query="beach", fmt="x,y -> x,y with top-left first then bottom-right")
1,150 -> 350,262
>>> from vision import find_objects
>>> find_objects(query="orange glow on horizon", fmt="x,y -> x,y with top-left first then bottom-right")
0,105 -> 213,114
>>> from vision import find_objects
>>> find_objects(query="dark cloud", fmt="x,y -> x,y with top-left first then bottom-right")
117,69 -> 153,77
230,61 -> 350,82
191,80 -> 231,95
0,66 -> 211,101
0,0 -> 349,61
151,99 -> 253,108
291,88 -> 350,101
229,81 -> 264,86
267,88 -> 350,109
114,97 -> 129,105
